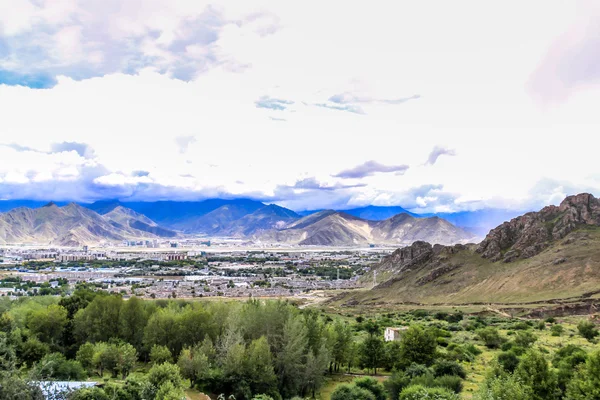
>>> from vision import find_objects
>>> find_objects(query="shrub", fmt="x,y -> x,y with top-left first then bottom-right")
150,344 -> 173,365
331,384 -> 375,400
433,361 -> 466,379
384,372 -> 411,400
577,320 -> 598,341
405,363 -> 430,378
34,353 -> 87,380
513,331 -> 537,348
434,375 -> 463,394
497,351 -> 520,374
354,377 -> 386,400
550,324 -> 563,337
474,375 -> 533,400
515,350 -> 559,400
399,385 -> 459,400
398,326 -> 437,367
477,327 -> 505,349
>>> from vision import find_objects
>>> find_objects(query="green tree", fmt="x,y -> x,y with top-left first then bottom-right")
20,337 -> 50,366
515,350 -> 558,400
144,362 -> 184,400
398,326 -> 437,367
73,295 -> 122,344
26,304 -> 68,349
359,336 -> 385,375
178,346 -> 210,388
275,315 -> 308,398
246,336 -> 278,398
115,342 -> 138,379
566,349 -> 600,399
76,342 -> 96,372
155,381 -> 186,400
119,296 -> 149,351
151,344 -> 173,365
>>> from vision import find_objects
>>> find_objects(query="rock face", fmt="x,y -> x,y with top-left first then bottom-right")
477,193 -> 600,262
374,241 -> 469,288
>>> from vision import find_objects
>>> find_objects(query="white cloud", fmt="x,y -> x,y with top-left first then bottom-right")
0,1 -> 598,211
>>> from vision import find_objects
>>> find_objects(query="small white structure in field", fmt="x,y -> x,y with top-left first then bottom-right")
384,327 -> 408,342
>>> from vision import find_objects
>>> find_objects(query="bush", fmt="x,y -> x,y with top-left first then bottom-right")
384,372 -> 411,400
550,324 -> 563,337
577,320 -> 598,341
477,327 -> 505,349
474,375 -> 533,400
433,361 -> 466,379
434,375 -> 463,394
497,351 -> 520,374
354,377 -> 386,400
513,331 -> 537,348
399,385 -> 459,400
34,353 -> 86,380
331,384 -> 375,400
515,350 -> 558,400
405,363 -> 430,378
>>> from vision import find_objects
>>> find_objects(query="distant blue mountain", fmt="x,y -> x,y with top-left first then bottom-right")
298,206 -> 418,220
86,198 -> 266,232
422,209 -> 525,237
342,205 -> 420,220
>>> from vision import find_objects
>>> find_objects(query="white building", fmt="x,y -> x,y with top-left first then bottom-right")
384,327 -> 408,342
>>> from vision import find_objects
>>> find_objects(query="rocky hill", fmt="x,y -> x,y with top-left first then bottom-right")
333,193 -> 600,307
0,203 -> 176,246
477,193 -> 600,262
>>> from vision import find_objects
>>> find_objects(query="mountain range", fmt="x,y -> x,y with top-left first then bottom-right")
0,199 -> 475,247
0,202 -> 177,246
334,193 -> 600,308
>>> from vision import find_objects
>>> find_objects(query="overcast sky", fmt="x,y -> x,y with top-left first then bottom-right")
0,0 -> 599,212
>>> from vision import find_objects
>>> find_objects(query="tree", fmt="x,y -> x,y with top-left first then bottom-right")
73,295 -> 122,344
144,362 -> 184,400
115,342 -> 138,379
359,336 -> 385,375
151,344 -> 173,365
20,337 -> 50,367
155,381 -> 186,400
566,349 -> 600,399
332,321 -> 353,372
515,350 -> 558,400
577,320 -> 599,341
76,342 -> 96,372
275,315 -> 308,398
26,304 -> 68,349
33,352 -> 87,380
303,344 -> 329,398
398,326 -> 437,367
119,296 -> 149,351
178,346 -> 210,388
474,375 -> 533,400
246,336 -> 278,398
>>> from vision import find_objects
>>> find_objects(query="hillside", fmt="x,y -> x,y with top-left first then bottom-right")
222,204 -> 300,237
103,206 -> 177,238
256,211 -> 473,246
0,203 -> 176,246
334,193 -> 600,307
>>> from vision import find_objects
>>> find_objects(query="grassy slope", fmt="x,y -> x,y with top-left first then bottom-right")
335,227 -> 600,307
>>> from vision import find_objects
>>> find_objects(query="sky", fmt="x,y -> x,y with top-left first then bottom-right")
0,0 -> 599,213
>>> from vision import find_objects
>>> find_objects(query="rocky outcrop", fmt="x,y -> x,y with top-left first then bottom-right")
477,193 -> 600,262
